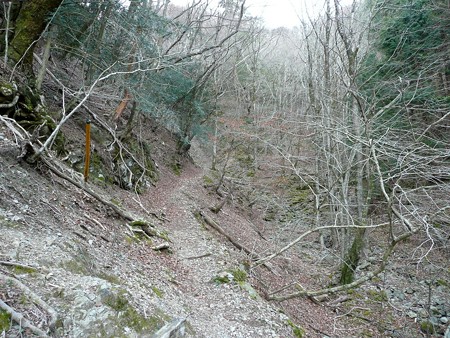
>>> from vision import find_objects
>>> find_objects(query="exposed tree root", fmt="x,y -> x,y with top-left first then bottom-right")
0,273 -> 58,334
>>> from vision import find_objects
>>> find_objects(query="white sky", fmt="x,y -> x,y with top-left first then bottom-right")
168,0 -> 347,29
243,0 -> 325,28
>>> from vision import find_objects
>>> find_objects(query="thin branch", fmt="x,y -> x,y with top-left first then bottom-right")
171,1 -> 245,65
371,142 -> 417,234
253,223 -> 386,268
268,231 -> 412,301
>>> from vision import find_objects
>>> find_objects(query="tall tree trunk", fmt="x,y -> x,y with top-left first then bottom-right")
334,0 -> 368,284
339,227 -> 365,285
7,0 -> 62,78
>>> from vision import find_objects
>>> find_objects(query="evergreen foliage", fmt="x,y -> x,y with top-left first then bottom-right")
360,0 -> 449,135
51,0 -> 219,143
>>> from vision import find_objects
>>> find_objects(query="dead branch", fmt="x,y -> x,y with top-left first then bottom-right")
196,210 -> 276,273
0,299 -> 48,337
268,231 -> 412,301
152,318 -> 186,338
149,210 -> 170,223
182,253 -> 212,260
328,295 -> 351,307
267,281 -> 298,297
253,223 -> 386,269
0,261 -> 38,272
0,273 -> 58,332
197,210 -> 255,257
42,156 -> 136,221
83,213 -> 106,231
152,243 -> 170,251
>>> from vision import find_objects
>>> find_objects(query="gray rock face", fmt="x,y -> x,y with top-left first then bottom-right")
67,280 -> 125,338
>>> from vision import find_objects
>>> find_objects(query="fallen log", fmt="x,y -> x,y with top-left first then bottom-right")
196,211 -> 276,274
197,211 -> 254,255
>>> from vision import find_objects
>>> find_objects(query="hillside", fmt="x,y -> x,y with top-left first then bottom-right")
0,102 -> 301,337
1,103 -> 449,337
1,0 -> 450,337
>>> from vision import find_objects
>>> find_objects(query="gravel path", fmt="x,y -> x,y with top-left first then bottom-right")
0,126 -> 293,337
144,164 -> 292,337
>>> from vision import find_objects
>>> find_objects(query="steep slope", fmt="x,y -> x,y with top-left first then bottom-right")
0,121 -> 294,337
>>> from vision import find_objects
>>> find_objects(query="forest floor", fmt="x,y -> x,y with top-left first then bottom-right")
0,112 -> 449,338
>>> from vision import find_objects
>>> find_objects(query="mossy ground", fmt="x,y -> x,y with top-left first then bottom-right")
0,309 -> 11,332
103,290 -> 169,334
151,285 -> 164,298
287,319 -> 305,338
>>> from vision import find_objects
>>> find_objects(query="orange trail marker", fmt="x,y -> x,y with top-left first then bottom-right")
84,119 -> 91,182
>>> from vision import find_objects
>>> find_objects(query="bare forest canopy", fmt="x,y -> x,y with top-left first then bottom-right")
0,0 -> 449,326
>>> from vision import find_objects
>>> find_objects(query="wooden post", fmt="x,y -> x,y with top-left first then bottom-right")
84,119 -> 91,182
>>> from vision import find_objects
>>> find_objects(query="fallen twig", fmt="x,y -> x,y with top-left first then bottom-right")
182,253 -> 212,260
83,213 -> 106,231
